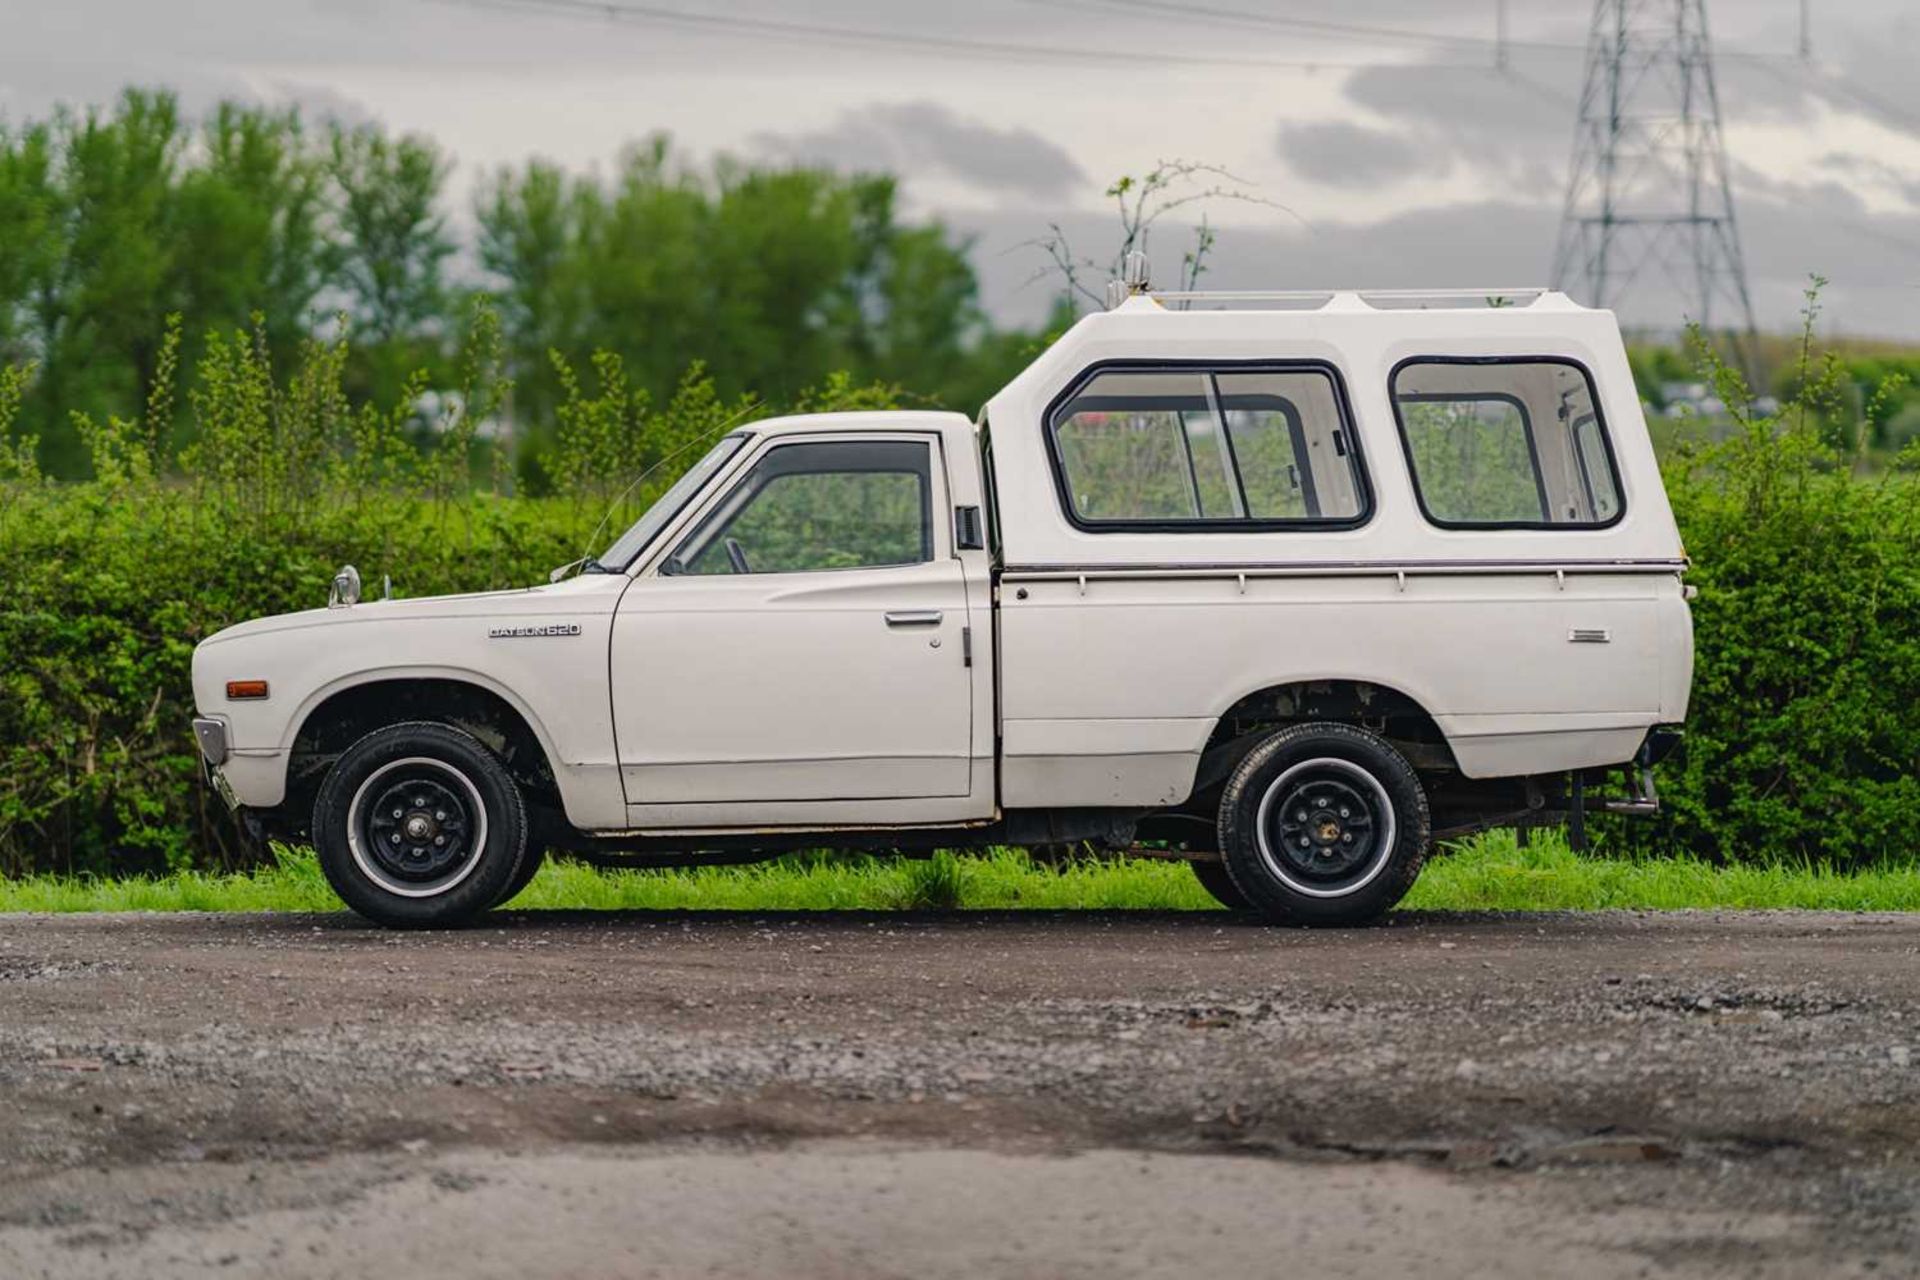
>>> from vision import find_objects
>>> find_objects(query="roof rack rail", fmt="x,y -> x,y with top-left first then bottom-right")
1128,287 -> 1565,312
1098,255 -> 1571,312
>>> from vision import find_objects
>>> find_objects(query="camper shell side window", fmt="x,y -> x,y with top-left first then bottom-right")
1042,361 -> 1372,532
1389,356 -> 1626,530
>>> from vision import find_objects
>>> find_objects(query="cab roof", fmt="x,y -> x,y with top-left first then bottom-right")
746,409 -> 973,437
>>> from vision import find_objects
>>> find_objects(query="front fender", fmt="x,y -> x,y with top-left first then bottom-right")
190,578 -> 631,829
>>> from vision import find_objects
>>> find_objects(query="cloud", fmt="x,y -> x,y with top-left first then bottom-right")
261,79 -> 379,131
1329,63 -> 1576,194
1812,14 -> 1920,135
1276,120 -> 1442,188
754,101 -> 1086,202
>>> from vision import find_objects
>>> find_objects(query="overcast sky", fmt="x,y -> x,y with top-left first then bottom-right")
4,0 -> 1919,338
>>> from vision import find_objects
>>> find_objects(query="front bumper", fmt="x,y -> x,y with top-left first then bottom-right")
191,717 -> 243,811
192,716 -> 230,766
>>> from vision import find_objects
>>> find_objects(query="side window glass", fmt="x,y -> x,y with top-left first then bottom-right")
1391,360 -> 1624,528
1215,371 -> 1364,520
1051,371 -> 1216,521
1397,396 -> 1545,523
671,440 -> 932,575
1573,415 -> 1621,522
1049,367 -> 1368,526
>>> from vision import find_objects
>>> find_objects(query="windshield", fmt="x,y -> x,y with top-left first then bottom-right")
597,433 -> 749,570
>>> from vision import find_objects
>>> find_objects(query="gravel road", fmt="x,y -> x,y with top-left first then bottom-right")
2,908 -> 1917,1278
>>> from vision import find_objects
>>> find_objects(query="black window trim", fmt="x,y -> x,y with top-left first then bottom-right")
1201,376 -> 1253,518
1387,354 -> 1627,532
1041,358 -> 1375,534
978,416 -> 1004,566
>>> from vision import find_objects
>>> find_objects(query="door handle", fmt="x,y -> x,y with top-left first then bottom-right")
884,610 -> 944,627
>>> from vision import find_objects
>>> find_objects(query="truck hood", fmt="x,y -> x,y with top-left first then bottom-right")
196,575 -> 625,649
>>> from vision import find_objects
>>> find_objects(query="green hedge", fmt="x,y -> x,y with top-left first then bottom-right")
1643,418 -> 1920,867
0,483 -> 585,873
1,313 -> 1917,876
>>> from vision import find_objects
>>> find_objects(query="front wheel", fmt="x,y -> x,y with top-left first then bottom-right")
313,721 -> 531,928
1216,723 -> 1430,927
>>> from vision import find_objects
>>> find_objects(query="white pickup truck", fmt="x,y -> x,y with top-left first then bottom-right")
191,285 -> 1692,928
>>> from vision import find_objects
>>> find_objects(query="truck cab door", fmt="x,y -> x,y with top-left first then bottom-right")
610,433 -> 988,827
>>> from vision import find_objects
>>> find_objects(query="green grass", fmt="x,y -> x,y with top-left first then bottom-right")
4,832 -> 1920,915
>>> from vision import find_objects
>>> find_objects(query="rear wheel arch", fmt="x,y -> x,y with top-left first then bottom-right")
1197,678 -> 1457,794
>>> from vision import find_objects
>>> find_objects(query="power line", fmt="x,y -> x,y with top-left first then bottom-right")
1021,0 -> 1805,65
429,0 -> 1448,73
437,0 -> 1920,138
1022,0 -> 1551,55
1024,1 -> 1920,141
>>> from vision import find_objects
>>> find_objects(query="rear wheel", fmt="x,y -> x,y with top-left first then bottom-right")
1217,722 -> 1429,927
313,721 -> 530,928
1188,858 -> 1254,912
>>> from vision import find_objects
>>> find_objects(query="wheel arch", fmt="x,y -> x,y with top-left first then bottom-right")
1194,677 -> 1458,799
283,672 -> 565,831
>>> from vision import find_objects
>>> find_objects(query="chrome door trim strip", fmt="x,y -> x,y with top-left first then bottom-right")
999,557 -> 1688,582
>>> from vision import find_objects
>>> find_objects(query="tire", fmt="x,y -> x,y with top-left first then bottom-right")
1189,858 -> 1255,913
312,721 -> 530,929
1217,722 -> 1430,927
492,847 -> 546,908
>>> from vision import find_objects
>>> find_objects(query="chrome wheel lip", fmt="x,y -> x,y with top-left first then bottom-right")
346,757 -> 489,899
1253,756 -> 1397,899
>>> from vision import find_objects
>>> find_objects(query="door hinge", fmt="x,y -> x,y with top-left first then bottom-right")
962,625 -> 972,667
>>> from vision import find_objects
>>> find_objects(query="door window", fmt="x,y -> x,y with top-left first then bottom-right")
667,439 -> 933,575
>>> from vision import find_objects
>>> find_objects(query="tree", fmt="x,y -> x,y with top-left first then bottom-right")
174,103 -> 327,354
476,138 -> 1004,427
19,90 -> 184,474
0,121 -> 60,368
3,90 -> 1041,475
864,220 -> 987,407
328,122 -> 452,349
476,157 -> 590,429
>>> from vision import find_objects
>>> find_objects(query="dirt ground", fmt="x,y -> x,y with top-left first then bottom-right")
1,908 -> 1917,1278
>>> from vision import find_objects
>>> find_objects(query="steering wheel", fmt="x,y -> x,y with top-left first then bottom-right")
724,537 -> 751,575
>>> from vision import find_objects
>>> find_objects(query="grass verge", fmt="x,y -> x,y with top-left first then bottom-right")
3,832 -> 1919,915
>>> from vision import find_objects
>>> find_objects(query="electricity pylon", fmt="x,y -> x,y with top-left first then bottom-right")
1551,0 -> 1758,345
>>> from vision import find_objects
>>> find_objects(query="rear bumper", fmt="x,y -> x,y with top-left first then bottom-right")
1637,724 -> 1684,768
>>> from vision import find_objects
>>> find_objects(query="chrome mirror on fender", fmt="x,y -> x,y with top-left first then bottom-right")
328,564 -> 361,609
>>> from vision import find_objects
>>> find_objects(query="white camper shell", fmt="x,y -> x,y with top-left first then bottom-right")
191,287 -> 1691,928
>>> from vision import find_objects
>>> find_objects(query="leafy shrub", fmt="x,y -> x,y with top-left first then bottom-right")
1630,282 -> 1920,866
